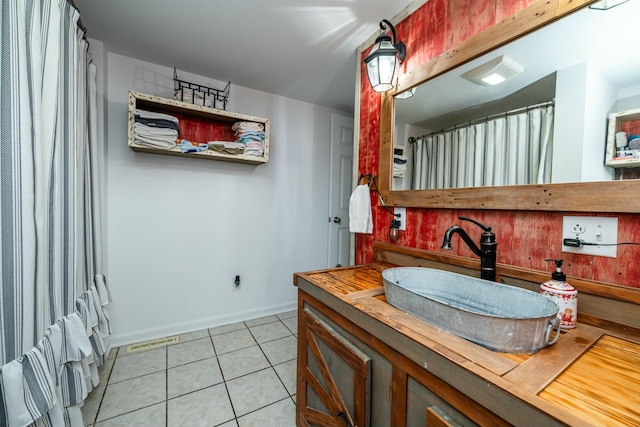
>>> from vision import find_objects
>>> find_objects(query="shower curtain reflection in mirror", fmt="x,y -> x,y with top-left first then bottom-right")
410,105 -> 554,190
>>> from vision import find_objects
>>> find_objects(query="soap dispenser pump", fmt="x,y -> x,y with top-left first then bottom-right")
541,259 -> 577,329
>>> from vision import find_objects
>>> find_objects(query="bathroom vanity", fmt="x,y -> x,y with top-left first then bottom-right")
294,243 -> 640,426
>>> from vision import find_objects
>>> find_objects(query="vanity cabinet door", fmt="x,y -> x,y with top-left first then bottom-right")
426,406 -> 459,427
406,376 -> 473,427
297,308 -> 371,427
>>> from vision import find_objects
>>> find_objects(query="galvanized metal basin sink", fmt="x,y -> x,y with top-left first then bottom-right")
382,267 -> 560,353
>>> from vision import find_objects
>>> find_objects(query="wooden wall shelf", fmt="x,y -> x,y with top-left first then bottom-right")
605,107 -> 640,168
127,91 -> 270,165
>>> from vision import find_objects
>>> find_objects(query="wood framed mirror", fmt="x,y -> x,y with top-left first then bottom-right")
377,0 -> 640,213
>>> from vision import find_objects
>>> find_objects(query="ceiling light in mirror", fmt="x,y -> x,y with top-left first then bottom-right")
481,73 -> 506,86
395,87 -> 416,99
589,0 -> 629,10
461,55 -> 524,87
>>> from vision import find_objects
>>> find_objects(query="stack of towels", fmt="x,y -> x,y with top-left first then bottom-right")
393,154 -> 407,177
232,121 -> 265,157
133,109 -> 179,149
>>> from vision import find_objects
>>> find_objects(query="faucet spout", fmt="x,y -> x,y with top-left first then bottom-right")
441,217 -> 498,282
442,226 -> 485,258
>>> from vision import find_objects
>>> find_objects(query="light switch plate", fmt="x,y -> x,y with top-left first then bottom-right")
394,207 -> 406,231
562,216 -> 618,258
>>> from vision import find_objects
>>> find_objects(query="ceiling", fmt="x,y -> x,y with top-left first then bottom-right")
72,0 -> 415,113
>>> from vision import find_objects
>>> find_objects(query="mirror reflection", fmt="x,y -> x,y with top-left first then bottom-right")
392,1 -> 640,191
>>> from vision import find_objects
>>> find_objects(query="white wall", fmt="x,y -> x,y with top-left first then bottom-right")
553,63 -> 587,183
582,65 -> 614,182
95,46 -> 348,346
613,87 -> 640,112
553,62 -> 613,183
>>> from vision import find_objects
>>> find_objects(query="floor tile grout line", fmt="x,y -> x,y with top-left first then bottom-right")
210,332 -> 240,426
94,346 -> 168,426
234,395 -> 295,423
91,349 -> 118,426
208,322 -> 249,338
243,315 -> 282,328
245,319 -> 295,347
222,317 -> 295,422
254,319 -> 297,397
164,339 -> 223,401
211,338 -> 238,425
166,378 -> 228,402
94,401 -> 167,425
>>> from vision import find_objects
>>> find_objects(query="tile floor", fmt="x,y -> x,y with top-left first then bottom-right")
82,310 -> 298,427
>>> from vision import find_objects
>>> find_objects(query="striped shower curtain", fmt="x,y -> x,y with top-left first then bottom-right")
410,106 -> 554,189
0,1 -> 110,426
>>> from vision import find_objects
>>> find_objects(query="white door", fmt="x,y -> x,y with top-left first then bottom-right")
328,113 -> 354,268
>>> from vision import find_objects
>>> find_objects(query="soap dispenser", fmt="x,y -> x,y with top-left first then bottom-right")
541,259 -> 577,329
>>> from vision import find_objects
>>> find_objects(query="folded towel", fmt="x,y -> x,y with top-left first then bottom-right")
178,139 -> 208,153
349,184 -> 373,234
133,123 -> 179,138
393,163 -> 407,178
394,155 -> 407,164
134,135 -> 177,150
235,132 -> 266,143
208,141 -> 245,155
231,121 -> 264,132
134,109 -> 179,124
134,116 -> 180,132
234,130 -> 265,138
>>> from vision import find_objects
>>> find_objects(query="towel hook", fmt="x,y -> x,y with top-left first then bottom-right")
358,173 -> 374,186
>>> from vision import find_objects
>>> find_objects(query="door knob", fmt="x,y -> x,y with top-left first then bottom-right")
333,217 -> 341,223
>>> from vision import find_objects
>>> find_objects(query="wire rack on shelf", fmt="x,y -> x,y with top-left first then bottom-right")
173,67 -> 230,110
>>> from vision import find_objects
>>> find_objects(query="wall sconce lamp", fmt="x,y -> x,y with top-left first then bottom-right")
389,219 -> 401,242
364,19 -> 406,93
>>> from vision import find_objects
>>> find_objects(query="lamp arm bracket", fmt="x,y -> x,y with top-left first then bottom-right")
380,19 -> 397,44
379,19 -> 405,63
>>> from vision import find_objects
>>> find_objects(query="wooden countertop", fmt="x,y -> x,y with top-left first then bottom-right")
294,263 -> 640,426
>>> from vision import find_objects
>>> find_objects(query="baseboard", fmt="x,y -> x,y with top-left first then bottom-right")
108,301 -> 297,348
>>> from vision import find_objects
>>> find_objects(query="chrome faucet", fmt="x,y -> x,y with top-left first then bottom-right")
442,216 -> 497,281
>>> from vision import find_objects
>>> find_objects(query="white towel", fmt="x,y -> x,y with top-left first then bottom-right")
349,184 -> 373,234
393,163 -> 407,177
133,122 -> 178,137
134,109 -> 179,123
231,121 -> 264,132
134,135 -> 177,150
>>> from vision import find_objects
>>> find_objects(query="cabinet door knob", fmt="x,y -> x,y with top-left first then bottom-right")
333,217 -> 342,223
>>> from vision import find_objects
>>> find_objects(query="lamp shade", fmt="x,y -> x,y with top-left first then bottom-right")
364,34 -> 399,92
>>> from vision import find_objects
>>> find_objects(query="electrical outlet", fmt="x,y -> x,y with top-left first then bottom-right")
562,216 -> 618,258
570,223 -> 586,234
394,207 -> 406,231
233,275 -> 241,291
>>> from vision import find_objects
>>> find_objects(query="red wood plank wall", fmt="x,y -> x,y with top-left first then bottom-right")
356,0 -> 640,288
174,113 -> 236,143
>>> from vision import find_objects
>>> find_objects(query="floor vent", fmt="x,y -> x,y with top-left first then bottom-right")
126,336 -> 179,354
